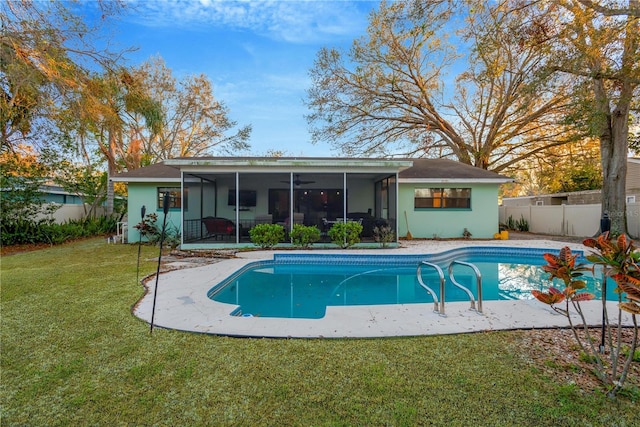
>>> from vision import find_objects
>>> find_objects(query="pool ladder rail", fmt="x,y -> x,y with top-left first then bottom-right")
416,260 -> 484,317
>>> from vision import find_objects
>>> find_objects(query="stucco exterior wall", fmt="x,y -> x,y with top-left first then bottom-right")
127,183 -> 181,242
398,183 -> 500,239
127,181 -> 501,242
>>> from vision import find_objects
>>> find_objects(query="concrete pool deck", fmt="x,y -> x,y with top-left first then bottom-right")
133,237 -> 632,338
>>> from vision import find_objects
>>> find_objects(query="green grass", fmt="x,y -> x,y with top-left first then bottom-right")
1,238 -> 636,426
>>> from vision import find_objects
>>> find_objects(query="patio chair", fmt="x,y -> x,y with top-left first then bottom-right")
201,217 -> 236,240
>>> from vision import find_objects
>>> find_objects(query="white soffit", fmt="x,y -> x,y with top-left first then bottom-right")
399,178 -> 514,184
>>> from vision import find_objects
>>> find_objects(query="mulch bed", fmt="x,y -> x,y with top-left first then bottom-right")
1,242 -> 56,256
516,327 -> 639,396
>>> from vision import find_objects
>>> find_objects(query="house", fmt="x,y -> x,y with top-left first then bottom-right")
28,182 -> 106,223
111,157 -> 512,248
39,183 -> 85,205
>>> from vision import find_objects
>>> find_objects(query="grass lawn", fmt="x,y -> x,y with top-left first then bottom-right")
1,238 -> 637,426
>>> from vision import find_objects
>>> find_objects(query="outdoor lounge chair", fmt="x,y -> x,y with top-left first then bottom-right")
201,217 -> 236,240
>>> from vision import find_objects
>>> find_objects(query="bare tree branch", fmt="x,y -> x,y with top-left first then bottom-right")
574,0 -> 640,17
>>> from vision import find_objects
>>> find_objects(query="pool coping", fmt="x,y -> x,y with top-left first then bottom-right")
133,239 -> 633,338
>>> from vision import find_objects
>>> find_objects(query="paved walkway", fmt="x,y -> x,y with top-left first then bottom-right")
134,237 -> 630,338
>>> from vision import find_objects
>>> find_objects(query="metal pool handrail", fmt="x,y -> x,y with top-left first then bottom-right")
416,261 -> 445,316
448,260 -> 483,314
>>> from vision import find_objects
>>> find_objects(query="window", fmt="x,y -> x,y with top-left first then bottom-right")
627,195 -> 636,204
414,188 -> 471,209
157,187 -> 186,210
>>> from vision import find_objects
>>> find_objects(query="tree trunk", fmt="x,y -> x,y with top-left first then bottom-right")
596,79 -> 630,237
106,129 -> 116,216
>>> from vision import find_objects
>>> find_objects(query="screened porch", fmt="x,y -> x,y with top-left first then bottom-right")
180,171 -> 398,245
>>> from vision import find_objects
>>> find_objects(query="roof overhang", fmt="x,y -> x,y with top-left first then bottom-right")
164,158 -> 413,174
111,176 -> 182,183
399,178 -> 514,184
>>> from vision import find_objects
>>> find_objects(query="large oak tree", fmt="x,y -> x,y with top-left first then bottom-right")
305,0 -> 578,172
544,0 -> 640,235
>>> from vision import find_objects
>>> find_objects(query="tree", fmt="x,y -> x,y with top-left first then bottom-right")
1,0 -> 125,152
544,0 -> 640,236
0,145 -> 56,227
502,139 -> 602,196
68,68 -> 163,215
53,160 -> 108,219
130,57 -> 251,163
305,0 -> 578,172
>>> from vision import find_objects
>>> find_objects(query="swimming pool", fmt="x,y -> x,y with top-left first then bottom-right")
207,247 -> 613,319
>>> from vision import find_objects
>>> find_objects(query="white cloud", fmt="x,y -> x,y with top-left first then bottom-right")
125,0 -> 371,44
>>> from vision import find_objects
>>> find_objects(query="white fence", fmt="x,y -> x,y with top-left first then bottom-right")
499,203 -> 640,238
36,204 -> 106,224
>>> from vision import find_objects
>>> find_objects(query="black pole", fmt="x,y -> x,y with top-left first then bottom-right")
136,205 -> 146,285
150,193 -> 170,334
600,212 -> 611,353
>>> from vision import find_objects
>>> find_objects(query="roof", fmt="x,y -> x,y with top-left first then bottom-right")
111,157 -> 511,184
111,162 -> 180,182
398,158 -> 512,183
164,156 -> 412,173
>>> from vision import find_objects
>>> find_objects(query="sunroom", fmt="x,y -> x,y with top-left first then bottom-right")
163,157 -> 412,248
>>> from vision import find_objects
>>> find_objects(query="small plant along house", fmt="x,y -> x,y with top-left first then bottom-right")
112,157 -> 511,248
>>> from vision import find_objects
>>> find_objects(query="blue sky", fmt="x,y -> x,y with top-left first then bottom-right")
108,0 -> 380,157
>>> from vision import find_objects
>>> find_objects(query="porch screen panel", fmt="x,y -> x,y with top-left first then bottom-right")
387,175 -> 397,221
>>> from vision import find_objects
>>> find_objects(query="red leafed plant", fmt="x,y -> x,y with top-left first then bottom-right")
533,235 -> 639,398
533,247 -> 595,317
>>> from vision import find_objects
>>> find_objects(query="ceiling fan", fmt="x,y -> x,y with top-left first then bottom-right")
281,174 -> 315,186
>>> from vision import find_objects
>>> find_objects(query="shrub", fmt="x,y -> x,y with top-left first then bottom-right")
249,223 -> 285,249
462,228 -> 472,239
515,215 -> 529,231
289,224 -> 321,248
504,215 -> 529,232
133,213 -> 161,244
0,215 -> 118,246
373,225 -> 394,248
163,224 -> 182,249
505,215 -> 516,230
328,221 -> 363,248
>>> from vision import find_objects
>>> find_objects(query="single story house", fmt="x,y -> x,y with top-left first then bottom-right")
112,157 -> 512,248
39,183 -> 85,205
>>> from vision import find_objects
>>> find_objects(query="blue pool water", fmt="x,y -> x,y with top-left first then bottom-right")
208,247 -> 614,319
